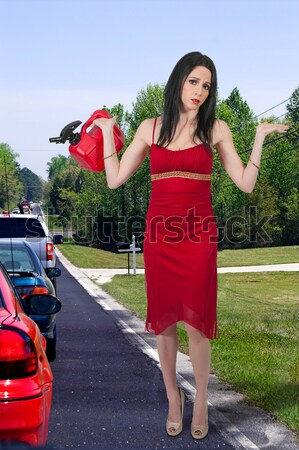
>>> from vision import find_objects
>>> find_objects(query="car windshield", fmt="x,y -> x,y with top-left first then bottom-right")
0,246 -> 38,273
0,218 -> 46,238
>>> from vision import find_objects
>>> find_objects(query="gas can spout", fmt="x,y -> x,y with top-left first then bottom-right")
49,110 -> 125,172
49,120 -> 82,145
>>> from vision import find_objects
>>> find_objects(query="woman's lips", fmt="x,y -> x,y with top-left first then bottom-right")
191,99 -> 200,105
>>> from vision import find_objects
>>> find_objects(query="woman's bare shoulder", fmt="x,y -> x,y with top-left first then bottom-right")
212,119 -> 231,146
136,117 -> 161,146
139,117 -> 161,130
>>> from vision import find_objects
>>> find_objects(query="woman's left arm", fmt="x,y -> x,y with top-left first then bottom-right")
214,120 -> 289,193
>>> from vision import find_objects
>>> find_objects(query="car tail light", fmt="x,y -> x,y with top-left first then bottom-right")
16,285 -> 49,298
46,243 -> 54,261
0,328 -> 38,379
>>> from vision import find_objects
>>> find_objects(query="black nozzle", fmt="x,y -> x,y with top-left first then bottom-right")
49,120 -> 82,145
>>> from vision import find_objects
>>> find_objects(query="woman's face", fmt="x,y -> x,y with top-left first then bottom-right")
180,65 -> 212,112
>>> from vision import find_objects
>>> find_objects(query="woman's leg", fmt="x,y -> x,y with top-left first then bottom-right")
156,323 -> 182,425
185,323 -> 210,426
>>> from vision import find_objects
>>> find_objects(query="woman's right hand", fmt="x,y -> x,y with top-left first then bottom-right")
93,116 -> 117,133
256,122 -> 289,138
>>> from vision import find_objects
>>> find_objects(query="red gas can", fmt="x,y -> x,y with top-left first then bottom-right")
69,110 -> 125,172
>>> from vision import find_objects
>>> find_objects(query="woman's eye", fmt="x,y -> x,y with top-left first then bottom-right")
189,79 -> 197,85
203,84 -> 210,90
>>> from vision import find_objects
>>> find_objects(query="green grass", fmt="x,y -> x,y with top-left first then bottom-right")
217,245 -> 299,267
56,243 -> 145,268
100,272 -> 299,434
211,272 -> 298,433
57,243 -> 299,269
57,243 -> 299,432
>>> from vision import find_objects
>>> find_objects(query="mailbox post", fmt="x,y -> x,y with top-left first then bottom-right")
116,235 -> 141,275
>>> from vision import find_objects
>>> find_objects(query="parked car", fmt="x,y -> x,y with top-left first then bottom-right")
0,261 -> 61,445
0,240 -> 61,362
0,213 -> 61,289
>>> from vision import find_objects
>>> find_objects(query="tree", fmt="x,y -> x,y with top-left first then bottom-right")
279,187 -> 299,244
125,83 -> 164,219
47,155 -> 68,180
246,179 -> 281,248
260,114 -> 298,245
214,90 -> 257,249
20,167 -> 44,201
46,156 -> 82,219
0,143 -> 23,211
126,83 -> 164,136
223,87 -> 257,150
286,86 -> 299,124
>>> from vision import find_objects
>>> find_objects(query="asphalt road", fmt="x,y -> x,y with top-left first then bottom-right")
47,260 -> 238,450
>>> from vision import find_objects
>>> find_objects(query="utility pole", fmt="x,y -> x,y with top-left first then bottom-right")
3,152 -> 10,212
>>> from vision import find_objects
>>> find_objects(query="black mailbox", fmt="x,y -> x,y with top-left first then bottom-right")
116,241 -> 142,274
116,242 -> 131,251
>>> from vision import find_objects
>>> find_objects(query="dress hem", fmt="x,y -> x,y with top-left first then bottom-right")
145,318 -> 218,340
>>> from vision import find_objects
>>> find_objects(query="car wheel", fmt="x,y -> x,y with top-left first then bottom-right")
46,338 -> 56,362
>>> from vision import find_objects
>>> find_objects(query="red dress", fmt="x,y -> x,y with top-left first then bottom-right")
143,122 -> 218,339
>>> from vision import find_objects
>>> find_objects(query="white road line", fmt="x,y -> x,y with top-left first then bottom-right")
96,300 -> 260,450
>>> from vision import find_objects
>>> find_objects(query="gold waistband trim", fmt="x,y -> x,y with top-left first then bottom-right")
151,171 -> 211,181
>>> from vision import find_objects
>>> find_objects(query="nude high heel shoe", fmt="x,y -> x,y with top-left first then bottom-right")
191,407 -> 208,440
166,388 -> 185,437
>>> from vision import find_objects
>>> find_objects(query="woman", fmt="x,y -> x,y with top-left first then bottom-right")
93,51 -> 288,440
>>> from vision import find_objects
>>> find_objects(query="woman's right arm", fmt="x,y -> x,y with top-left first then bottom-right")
93,117 -> 154,189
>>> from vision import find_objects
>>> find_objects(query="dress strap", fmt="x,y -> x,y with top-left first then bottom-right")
152,118 -> 157,145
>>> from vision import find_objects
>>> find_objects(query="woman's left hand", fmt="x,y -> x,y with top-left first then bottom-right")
256,122 -> 290,138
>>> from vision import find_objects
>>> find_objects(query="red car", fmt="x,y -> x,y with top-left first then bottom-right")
0,262 -> 61,445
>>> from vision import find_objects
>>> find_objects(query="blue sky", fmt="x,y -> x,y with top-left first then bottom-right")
0,0 -> 298,179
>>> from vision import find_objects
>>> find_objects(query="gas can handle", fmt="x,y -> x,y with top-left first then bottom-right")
81,110 -> 111,134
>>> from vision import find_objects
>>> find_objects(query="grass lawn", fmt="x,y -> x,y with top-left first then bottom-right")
57,243 -> 299,269
57,243 -> 299,433
99,272 -> 299,434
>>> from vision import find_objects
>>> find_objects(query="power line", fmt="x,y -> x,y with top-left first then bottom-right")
268,112 -> 288,122
263,104 -> 299,123
228,97 -> 292,132
254,98 -> 291,119
261,142 -> 299,161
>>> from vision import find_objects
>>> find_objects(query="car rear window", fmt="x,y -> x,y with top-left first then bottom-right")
0,218 -> 46,238
0,246 -> 38,273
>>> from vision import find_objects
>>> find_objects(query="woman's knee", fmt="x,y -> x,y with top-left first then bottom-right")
159,323 -> 177,338
185,323 -> 207,343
